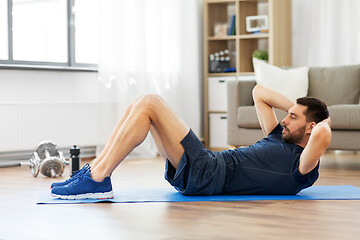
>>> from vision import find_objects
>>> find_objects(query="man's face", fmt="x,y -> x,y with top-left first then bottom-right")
281,104 -> 310,144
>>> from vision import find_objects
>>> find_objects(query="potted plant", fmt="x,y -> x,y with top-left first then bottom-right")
252,50 -> 268,62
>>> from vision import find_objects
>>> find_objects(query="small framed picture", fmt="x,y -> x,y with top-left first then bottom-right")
213,23 -> 228,37
246,15 -> 268,32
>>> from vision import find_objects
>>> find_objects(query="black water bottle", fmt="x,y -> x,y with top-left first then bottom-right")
70,145 -> 81,177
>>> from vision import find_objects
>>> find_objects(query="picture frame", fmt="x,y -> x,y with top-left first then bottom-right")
246,15 -> 268,32
213,23 -> 228,37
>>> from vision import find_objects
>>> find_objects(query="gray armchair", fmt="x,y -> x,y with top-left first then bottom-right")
227,64 -> 360,150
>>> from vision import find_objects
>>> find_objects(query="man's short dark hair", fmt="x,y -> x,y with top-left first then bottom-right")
296,97 -> 329,123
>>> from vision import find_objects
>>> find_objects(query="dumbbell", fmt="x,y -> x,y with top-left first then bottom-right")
29,141 -> 67,178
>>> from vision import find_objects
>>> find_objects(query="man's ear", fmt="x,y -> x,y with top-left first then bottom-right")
307,122 -> 316,134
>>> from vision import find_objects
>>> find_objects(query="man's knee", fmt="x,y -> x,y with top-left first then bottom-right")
134,94 -> 164,115
140,94 -> 164,107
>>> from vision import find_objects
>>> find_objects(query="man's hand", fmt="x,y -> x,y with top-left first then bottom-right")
252,85 -> 294,136
320,117 -> 331,127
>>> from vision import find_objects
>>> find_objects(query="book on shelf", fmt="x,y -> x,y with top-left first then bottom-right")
228,15 -> 236,36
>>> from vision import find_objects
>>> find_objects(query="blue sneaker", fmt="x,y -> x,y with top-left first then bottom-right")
51,169 -> 113,200
50,163 -> 91,189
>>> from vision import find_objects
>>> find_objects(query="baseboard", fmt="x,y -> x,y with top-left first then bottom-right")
0,145 -> 97,162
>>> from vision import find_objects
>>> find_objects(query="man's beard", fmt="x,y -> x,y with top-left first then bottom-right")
282,125 -> 306,144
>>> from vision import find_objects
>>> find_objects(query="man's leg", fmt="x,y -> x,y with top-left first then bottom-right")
150,126 -> 167,161
91,94 -> 190,182
91,96 -> 143,169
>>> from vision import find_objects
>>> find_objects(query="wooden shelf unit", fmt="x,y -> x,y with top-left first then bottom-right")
203,0 -> 292,149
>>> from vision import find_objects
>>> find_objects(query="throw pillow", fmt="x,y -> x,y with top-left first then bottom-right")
253,58 -> 309,102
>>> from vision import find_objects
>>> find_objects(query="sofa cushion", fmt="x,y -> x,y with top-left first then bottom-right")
237,106 -> 287,129
308,65 -> 360,105
328,105 -> 360,130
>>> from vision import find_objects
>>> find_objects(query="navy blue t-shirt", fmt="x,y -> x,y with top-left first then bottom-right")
220,123 -> 319,195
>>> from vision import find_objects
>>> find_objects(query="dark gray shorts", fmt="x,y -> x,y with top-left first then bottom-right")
164,129 -> 226,196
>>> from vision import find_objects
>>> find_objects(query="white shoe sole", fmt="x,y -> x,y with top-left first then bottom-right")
52,191 -> 114,200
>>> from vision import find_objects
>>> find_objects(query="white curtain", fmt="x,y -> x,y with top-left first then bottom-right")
97,0 -> 203,157
292,0 -> 360,67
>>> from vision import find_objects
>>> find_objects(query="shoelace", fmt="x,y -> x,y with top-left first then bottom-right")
63,163 -> 89,183
72,163 -> 90,178
67,165 -> 91,187
68,173 -> 85,187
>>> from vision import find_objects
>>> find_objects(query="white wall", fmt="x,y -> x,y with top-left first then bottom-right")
0,69 -> 99,104
0,69 -> 100,152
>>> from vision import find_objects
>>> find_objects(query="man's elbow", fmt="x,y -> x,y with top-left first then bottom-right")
252,84 -> 263,101
313,125 -> 332,148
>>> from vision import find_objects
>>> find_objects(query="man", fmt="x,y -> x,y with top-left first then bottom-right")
51,85 -> 331,199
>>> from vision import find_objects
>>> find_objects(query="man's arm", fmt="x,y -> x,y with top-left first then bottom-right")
299,118 -> 332,174
252,85 -> 294,136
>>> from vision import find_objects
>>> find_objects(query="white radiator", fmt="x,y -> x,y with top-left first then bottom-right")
0,103 -> 99,153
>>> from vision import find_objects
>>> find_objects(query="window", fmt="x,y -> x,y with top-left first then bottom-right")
74,0 -> 100,64
0,0 -> 8,60
13,0 -> 67,62
0,0 -> 100,69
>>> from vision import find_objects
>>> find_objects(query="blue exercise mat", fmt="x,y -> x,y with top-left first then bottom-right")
37,185 -> 360,204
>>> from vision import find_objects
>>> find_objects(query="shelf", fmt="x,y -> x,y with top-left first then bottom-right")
206,0 -> 267,3
239,33 -> 268,39
238,72 -> 255,75
208,72 -> 255,76
207,0 -> 236,3
208,72 -> 237,77
208,34 -> 268,40
208,36 -> 237,40
203,0 -> 292,148
208,110 -> 227,114
239,0 -> 268,2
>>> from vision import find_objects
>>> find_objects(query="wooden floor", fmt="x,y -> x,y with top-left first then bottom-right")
0,151 -> 360,240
